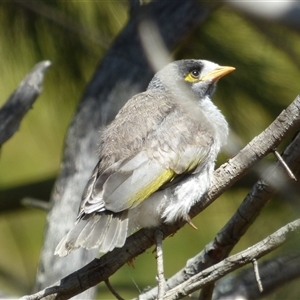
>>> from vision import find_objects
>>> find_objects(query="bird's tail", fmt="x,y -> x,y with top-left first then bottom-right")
54,211 -> 128,257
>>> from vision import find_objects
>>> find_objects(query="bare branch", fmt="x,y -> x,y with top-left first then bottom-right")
163,219 -> 300,300
0,60 -> 51,146
0,178 -> 54,213
104,279 -> 124,300
155,230 -> 166,300
198,284 -> 214,300
206,95 -> 300,205
226,0 -> 300,30
214,252 -> 300,299
252,258 -> 263,293
273,149 -> 297,181
21,197 -> 50,211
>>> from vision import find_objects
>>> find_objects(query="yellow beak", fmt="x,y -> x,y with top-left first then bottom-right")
200,66 -> 235,82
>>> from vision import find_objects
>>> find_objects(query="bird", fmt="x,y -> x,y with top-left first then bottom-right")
55,59 -> 234,257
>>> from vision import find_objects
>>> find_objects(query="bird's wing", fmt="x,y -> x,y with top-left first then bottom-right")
77,159 -> 123,217
102,143 -> 211,212
102,151 -> 176,212
101,105 -> 213,212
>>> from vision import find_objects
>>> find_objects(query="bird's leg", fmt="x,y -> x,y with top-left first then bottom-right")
155,229 -> 165,300
185,214 -> 198,230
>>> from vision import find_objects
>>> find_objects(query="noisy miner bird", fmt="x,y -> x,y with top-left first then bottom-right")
55,59 -> 234,257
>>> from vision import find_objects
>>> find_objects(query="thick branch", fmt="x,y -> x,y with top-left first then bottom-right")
0,61 -> 51,146
226,0 -> 300,30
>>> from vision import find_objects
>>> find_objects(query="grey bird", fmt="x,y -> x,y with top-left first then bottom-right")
55,59 -> 234,257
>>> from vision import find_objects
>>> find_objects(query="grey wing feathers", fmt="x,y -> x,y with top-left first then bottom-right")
77,161 -> 104,218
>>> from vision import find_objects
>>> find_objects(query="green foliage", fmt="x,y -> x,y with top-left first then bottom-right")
0,1 -> 299,298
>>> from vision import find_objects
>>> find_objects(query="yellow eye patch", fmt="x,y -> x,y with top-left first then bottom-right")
184,70 -> 201,83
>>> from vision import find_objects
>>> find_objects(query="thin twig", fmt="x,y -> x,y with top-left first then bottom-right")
214,252 -> 300,299
252,259 -> 263,293
198,283 -> 214,300
155,229 -> 165,300
21,198 -> 50,211
273,149 -> 297,181
104,279 -> 124,300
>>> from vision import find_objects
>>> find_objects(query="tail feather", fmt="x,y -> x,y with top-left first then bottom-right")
115,212 -> 129,248
74,213 -> 108,249
55,211 -> 128,257
55,218 -> 89,257
97,211 -> 128,253
82,214 -> 111,250
100,216 -> 121,253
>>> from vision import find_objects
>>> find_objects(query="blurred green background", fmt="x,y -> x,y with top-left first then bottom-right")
0,1 -> 299,299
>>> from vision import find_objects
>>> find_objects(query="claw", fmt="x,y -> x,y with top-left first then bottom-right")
127,258 -> 135,268
186,214 -> 198,230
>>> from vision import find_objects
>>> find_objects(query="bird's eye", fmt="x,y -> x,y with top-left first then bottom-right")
191,69 -> 200,78
184,69 -> 201,83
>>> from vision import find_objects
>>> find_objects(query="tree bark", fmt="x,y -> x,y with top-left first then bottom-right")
0,61 -> 51,146
213,252 -> 300,299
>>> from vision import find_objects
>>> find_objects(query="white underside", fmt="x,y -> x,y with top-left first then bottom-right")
127,160 -> 214,232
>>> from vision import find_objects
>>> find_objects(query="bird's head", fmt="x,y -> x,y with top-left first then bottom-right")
148,59 -> 235,100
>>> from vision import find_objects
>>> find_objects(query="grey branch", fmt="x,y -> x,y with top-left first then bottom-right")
0,178 -> 54,213
252,259 -> 263,293
214,252 -> 300,299
155,230 -> 166,300
163,219 -> 300,300
21,95 -> 300,299
273,149 -> 297,181
226,0 -> 300,30
0,60 -> 51,146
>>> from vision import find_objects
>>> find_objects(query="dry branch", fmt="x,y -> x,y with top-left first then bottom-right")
163,219 -> 300,299
214,252 -> 300,299
0,61 -> 51,146
0,178 -> 54,213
